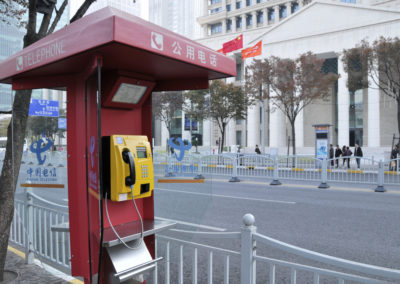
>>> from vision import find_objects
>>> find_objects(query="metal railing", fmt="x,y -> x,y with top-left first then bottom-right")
9,188 -> 70,273
156,153 -> 400,191
10,191 -> 400,283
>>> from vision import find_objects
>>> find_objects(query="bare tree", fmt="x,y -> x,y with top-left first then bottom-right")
246,52 -> 338,155
0,0 -> 95,279
343,37 -> 400,136
152,91 -> 183,146
209,80 -> 248,154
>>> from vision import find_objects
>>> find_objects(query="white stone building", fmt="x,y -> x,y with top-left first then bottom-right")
189,0 -> 400,158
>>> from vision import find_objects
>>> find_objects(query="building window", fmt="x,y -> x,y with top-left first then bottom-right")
211,23 -> 222,34
257,0 -> 264,3
210,7 -> 222,14
292,2 -> 299,13
210,0 -> 222,4
236,1 -> 242,9
226,4 -> 231,11
226,19 -> 232,31
236,119 -> 242,125
246,14 -> 252,26
268,9 -> 274,21
236,131 -> 242,146
236,17 -> 242,28
246,0 -> 252,6
341,0 -> 356,3
257,11 -> 263,24
279,6 -> 286,18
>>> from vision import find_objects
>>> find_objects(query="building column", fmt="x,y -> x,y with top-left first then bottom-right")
338,56 -> 349,147
263,8 -> 268,26
274,5 -> 280,24
295,108 -> 304,148
269,102 -> 286,148
161,120 -> 169,147
227,119 -> 236,147
247,104 -> 260,148
368,78 -> 380,147
202,24 -> 208,37
232,17 -> 237,32
298,0 -> 304,8
232,0 -> 237,10
242,14 -> 246,30
203,119 -> 211,147
222,0 -> 227,10
204,0 -> 208,15
252,11 -> 257,28
287,2 -> 292,16
222,20 -> 227,34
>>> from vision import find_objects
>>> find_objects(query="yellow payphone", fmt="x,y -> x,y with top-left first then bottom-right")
102,135 -> 154,201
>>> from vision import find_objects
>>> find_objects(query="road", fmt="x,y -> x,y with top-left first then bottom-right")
13,171 -> 400,283
153,174 -> 400,283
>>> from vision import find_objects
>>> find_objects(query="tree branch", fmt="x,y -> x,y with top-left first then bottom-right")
47,0 -> 68,34
70,0 -> 97,23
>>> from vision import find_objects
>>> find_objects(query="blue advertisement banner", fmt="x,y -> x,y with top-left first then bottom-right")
29,99 -> 59,117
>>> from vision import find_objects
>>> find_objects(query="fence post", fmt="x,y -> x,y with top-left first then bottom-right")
194,157 -> 204,179
229,156 -> 240,182
241,214 -> 256,284
25,188 -> 34,264
318,158 -> 330,189
270,157 -> 281,185
375,160 -> 386,192
165,155 -> 175,177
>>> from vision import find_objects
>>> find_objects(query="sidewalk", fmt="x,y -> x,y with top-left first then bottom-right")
3,246 -> 71,284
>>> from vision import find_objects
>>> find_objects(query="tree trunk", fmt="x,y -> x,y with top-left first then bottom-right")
220,124 -> 226,154
397,98 -> 400,138
291,121 -> 296,156
0,90 -> 32,280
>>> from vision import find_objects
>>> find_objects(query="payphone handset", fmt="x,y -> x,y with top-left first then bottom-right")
103,135 -> 154,202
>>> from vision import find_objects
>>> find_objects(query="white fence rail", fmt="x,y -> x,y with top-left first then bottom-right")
9,192 -> 400,284
154,153 -> 400,191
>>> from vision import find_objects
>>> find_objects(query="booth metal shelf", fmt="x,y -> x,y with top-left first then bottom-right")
102,219 -> 176,247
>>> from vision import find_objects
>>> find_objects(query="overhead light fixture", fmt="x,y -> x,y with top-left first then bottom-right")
103,75 -> 155,109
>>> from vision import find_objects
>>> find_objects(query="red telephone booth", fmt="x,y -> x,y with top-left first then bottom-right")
0,7 -> 235,283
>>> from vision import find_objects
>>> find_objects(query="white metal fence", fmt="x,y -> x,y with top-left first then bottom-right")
154,153 -> 400,190
9,192 -> 400,283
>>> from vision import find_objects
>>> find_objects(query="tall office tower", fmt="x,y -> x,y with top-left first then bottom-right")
0,23 -> 24,111
148,0 -> 204,40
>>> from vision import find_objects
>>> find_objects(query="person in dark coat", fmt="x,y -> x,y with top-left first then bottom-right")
390,145 -> 399,171
342,145 -> 347,167
255,145 -> 261,155
334,145 -> 342,168
354,144 -> 363,169
345,146 -> 352,168
329,144 -> 334,166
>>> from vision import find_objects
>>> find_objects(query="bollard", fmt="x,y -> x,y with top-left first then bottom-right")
25,187 -> 34,264
318,158 -> 330,188
240,214 -> 256,284
229,156 -> 240,182
194,158 -> 205,180
375,160 -> 386,192
270,157 -> 281,185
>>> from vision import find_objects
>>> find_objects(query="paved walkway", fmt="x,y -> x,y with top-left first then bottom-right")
3,246 -> 71,284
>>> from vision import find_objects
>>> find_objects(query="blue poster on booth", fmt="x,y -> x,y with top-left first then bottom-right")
29,99 -> 59,117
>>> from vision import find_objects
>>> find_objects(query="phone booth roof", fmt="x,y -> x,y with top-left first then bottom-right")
0,7 -> 236,90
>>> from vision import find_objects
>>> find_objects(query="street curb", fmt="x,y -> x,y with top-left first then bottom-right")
7,245 -> 83,284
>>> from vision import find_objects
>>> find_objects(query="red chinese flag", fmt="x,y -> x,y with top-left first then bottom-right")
241,40 -> 262,60
222,34 -> 243,53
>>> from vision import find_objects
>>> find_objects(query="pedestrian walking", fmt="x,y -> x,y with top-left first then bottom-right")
329,144 -> 334,166
345,146 -> 352,168
390,145 -> 399,171
354,143 -> 363,169
255,145 -> 261,155
334,145 -> 342,168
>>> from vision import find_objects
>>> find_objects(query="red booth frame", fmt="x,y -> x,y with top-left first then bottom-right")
0,7 -> 236,283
